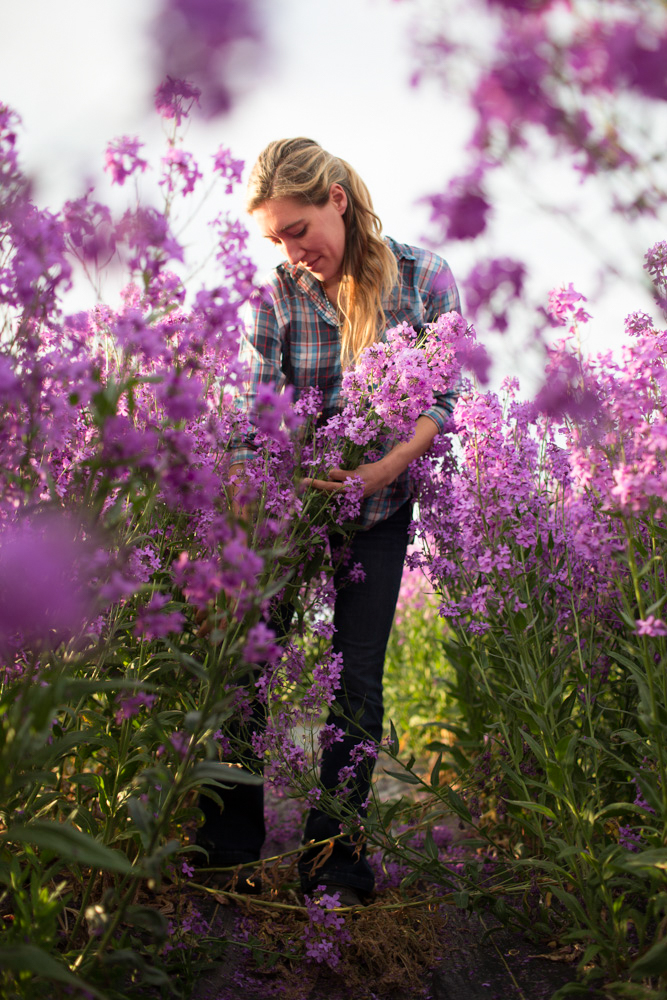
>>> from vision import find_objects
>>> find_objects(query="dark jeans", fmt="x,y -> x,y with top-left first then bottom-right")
198,500 -> 411,894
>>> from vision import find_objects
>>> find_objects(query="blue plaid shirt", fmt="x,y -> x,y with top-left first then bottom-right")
235,237 -> 461,528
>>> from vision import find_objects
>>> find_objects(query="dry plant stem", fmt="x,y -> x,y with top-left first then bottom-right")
191,881 -> 455,912
479,914 -> 529,1000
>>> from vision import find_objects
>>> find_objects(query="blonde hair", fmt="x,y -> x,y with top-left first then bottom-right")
246,138 -> 399,366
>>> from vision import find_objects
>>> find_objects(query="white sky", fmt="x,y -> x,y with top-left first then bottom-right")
1,0 -> 665,389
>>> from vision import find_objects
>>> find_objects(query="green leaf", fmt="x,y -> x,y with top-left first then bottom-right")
612,728 -> 645,744
430,751 -> 443,788
125,904 -> 169,939
505,799 -> 558,822
40,730 -> 117,760
550,885 -> 589,924
127,796 -> 152,835
630,935 -> 667,977
424,828 -> 439,861
388,719 -> 400,756
444,786 -> 472,823
187,762 -> 263,787
380,798 -> 404,830
101,947 -> 170,985
0,944 -> 106,997
545,761 -> 564,794
3,821 -> 133,873
382,767 -> 421,785
554,731 -> 579,766
595,802 -> 655,821
614,848 -> 667,873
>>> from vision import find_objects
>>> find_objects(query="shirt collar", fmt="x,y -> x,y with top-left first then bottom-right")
278,261 -> 338,325
276,236 -> 413,320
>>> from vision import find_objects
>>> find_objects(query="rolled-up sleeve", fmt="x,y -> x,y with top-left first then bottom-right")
417,251 -> 462,432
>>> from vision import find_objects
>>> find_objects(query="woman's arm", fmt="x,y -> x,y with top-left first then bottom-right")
304,414 -> 439,498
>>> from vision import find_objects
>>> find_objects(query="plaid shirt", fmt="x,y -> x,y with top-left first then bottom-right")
235,237 -> 461,528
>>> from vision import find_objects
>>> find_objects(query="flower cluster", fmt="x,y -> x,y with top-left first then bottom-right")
303,885 -> 352,968
409,1 -> 667,343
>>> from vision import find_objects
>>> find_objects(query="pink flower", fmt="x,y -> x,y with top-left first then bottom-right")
114,692 -> 157,724
154,77 -> 201,124
212,146 -> 244,193
0,515 -> 95,650
244,622 -> 280,665
547,284 -> 592,326
161,148 -> 202,196
134,594 -> 185,640
424,170 -> 491,242
153,2 -> 261,117
635,616 -> 667,637
104,136 -> 148,186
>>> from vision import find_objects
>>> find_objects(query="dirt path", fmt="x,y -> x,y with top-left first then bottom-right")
188,779 -> 579,1000
192,907 -> 577,1000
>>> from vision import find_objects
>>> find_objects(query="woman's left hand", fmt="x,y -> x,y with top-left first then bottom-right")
302,460 -> 390,499
302,416 -> 441,500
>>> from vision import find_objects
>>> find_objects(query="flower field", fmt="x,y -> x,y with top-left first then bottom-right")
2,24 -> 667,997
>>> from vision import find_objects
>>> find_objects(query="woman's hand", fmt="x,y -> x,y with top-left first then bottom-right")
303,460 -> 391,499
303,415 -> 441,499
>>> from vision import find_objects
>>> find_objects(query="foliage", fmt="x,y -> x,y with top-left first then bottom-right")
374,258 -> 667,995
0,84 -> 468,996
406,0 -> 667,337
0,89 -> 362,997
383,563 -> 455,756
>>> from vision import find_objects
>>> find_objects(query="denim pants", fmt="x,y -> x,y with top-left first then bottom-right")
198,499 -> 411,895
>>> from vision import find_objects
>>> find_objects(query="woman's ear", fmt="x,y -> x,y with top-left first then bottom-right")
329,183 -> 348,215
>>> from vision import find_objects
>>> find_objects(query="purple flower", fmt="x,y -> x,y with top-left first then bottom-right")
0,515 -> 95,651
134,593 -> 185,640
157,371 -> 205,423
547,284 -> 592,326
303,885 -> 351,968
169,730 -> 192,758
161,147 -> 202,196
99,571 -> 142,605
212,146 -> 244,193
244,622 -> 280,665
114,692 -> 157,723
486,0 -> 556,8
462,258 -> 526,334
154,77 -> 201,124
318,723 -> 345,751
63,190 -> 115,264
424,172 -> 491,242
635,616 -> 667,637
116,207 -> 184,276
153,1 -> 262,117
597,21 -> 667,102
251,383 -> 303,443
347,561 -> 366,583
104,136 -> 148,186
618,824 -> 643,852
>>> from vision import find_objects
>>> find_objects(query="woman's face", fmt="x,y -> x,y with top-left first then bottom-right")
252,183 -> 348,289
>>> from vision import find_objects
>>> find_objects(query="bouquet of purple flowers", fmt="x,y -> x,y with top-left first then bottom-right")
297,312 -> 475,523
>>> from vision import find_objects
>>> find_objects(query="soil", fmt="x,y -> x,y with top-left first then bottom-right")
192,904 -> 579,1000
188,777 -> 580,1000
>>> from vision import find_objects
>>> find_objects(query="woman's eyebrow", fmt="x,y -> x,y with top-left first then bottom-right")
278,219 -> 306,234
262,219 -> 306,240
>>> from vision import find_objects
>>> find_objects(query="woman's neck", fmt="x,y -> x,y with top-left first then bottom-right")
322,279 -> 340,308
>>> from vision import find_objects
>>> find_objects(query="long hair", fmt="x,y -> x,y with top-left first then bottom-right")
246,138 -> 399,366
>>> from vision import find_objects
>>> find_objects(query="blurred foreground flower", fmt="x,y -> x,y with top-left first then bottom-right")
0,514 -> 96,657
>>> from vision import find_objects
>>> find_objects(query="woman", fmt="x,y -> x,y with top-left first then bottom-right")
200,137 -> 460,903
